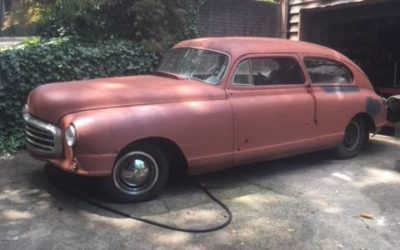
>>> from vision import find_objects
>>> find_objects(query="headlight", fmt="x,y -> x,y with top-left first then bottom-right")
65,125 -> 77,147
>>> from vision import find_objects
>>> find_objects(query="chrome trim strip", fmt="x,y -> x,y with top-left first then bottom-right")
26,137 -> 53,150
25,125 -> 53,138
25,130 -> 54,144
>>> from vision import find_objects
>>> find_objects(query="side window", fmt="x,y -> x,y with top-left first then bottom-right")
233,60 -> 252,85
249,57 -> 305,85
304,57 -> 353,84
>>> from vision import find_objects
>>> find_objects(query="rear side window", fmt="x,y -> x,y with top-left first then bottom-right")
233,57 -> 305,86
304,57 -> 353,84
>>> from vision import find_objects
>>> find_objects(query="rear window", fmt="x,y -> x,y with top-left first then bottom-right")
304,57 -> 353,84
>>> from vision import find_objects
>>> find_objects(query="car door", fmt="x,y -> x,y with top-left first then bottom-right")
227,54 -> 317,165
301,55 -> 362,147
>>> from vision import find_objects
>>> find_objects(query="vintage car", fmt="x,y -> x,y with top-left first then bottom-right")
24,37 -> 388,202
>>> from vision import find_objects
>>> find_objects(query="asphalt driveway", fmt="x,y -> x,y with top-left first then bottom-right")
1,134 -> 400,250
0,37 -> 26,49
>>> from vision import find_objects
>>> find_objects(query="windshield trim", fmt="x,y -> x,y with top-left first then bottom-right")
158,46 -> 231,86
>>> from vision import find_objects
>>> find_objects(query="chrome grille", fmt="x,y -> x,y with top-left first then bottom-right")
23,110 -> 62,157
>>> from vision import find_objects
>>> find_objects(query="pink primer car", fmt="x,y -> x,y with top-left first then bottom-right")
24,37 -> 387,202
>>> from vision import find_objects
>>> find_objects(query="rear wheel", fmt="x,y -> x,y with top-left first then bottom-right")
334,118 -> 367,159
102,145 -> 169,202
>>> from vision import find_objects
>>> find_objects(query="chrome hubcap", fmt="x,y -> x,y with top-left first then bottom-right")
120,159 -> 151,187
113,151 -> 159,195
343,121 -> 361,151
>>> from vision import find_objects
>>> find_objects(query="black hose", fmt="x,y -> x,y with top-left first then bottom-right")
44,166 -> 232,233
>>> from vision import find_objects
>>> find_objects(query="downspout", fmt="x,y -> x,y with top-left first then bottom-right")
279,0 -> 289,39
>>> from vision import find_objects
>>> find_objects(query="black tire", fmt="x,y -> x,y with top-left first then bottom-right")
102,145 -> 169,202
363,127 -> 370,148
334,118 -> 367,159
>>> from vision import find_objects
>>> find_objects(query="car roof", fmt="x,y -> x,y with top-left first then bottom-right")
174,37 -> 373,90
174,37 -> 344,60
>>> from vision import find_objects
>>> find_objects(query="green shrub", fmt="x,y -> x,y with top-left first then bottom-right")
0,37 -> 159,153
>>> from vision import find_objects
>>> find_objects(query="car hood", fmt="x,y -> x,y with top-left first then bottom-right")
27,75 -> 226,124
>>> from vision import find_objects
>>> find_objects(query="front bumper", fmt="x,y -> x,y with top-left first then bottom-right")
29,150 -> 116,176
50,153 -> 116,176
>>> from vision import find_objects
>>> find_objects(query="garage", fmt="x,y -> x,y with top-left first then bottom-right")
287,0 -> 400,97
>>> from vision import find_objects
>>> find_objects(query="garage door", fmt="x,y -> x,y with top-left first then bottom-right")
298,0 -> 400,97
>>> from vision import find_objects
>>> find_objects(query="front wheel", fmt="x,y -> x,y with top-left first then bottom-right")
102,145 -> 169,202
333,118 -> 367,159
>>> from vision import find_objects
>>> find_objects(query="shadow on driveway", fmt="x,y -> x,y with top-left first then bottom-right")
1,135 -> 400,249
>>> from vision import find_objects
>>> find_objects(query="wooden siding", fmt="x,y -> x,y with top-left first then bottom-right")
288,0 -> 372,40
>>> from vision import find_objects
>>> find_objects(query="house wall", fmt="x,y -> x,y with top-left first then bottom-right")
286,0 -> 400,94
198,0 -> 281,37
287,0 -> 389,40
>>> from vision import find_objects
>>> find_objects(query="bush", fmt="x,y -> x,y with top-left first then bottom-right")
0,37 -> 159,153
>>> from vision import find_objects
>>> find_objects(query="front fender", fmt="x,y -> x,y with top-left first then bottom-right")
61,99 -> 233,174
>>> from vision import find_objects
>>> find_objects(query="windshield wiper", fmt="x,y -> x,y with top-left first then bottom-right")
184,75 -> 207,83
152,71 -> 185,80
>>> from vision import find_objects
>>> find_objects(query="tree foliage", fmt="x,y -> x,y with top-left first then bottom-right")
37,0 -> 205,51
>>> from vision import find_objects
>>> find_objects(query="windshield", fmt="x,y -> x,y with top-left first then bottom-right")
157,48 -> 229,85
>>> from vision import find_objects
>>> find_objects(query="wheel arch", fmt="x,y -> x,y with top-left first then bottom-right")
351,112 -> 376,133
117,137 -> 188,179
